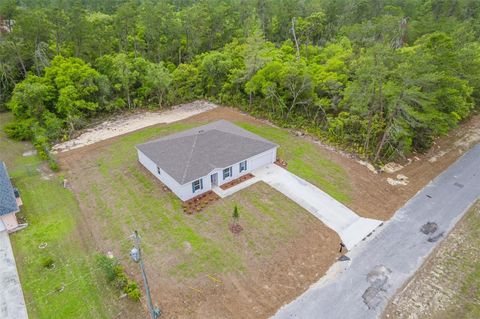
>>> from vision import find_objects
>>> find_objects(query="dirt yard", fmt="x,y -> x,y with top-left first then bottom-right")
383,201 -> 480,319
56,105 -> 480,318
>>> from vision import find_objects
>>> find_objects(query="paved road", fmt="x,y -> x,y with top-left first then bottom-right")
254,164 -> 382,249
0,230 -> 28,319
273,144 -> 480,319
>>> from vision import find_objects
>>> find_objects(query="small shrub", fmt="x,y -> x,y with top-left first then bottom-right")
96,254 -> 116,282
96,253 -> 141,301
230,205 -> 243,234
48,158 -> 59,171
4,119 -> 34,140
124,281 -> 141,301
41,256 -> 55,269
232,205 -> 239,224
112,265 -> 128,290
32,134 -> 50,159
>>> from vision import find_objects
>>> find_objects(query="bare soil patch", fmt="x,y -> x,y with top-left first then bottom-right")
295,111 -> 480,220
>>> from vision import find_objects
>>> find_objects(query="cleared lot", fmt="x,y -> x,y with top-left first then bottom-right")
58,116 -> 349,318
5,106 -> 478,318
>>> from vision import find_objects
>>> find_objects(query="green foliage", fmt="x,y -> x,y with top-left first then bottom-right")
7,75 -> 55,119
96,53 -> 141,109
170,63 -> 201,103
96,254 -> 141,302
140,62 -> 172,108
6,56 -> 100,142
4,118 -> 34,140
232,205 -> 240,223
0,112 -> 119,318
124,281 -> 141,301
2,0 -> 480,162
41,256 -> 55,269
96,254 -> 117,282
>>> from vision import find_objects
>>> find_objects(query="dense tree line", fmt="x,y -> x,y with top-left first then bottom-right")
1,0 -> 479,162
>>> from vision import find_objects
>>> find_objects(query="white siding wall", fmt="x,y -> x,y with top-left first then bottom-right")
1,212 -> 18,232
137,150 -> 209,201
214,147 -> 277,187
137,147 -> 277,201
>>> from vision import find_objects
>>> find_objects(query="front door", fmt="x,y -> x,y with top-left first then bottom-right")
211,173 -> 218,187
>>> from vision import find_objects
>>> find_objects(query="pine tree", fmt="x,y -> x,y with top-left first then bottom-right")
232,205 -> 239,225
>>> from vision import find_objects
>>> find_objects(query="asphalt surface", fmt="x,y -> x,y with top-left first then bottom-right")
273,144 -> 480,319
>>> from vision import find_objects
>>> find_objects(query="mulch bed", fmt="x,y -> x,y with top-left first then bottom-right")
182,191 -> 220,214
220,173 -> 254,190
275,158 -> 288,168
229,223 -> 243,234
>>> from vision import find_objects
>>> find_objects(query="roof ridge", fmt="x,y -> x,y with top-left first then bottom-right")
180,132 -> 200,183
135,121 -> 278,185
212,129 -> 276,147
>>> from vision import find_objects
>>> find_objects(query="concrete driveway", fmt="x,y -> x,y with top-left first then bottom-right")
0,230 -> 28,319
273,144 -> 480,319
253,164 -> 382,249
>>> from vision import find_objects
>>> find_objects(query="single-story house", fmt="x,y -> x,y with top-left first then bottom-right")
0,162 -> 22,233
136,120 -> 278,201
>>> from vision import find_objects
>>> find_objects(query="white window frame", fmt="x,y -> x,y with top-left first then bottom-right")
223,167 -> 232,180
239,160 -> 247,173
192,179 -> 203,193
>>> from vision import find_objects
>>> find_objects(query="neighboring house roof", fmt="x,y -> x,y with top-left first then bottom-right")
0,162 -> 19,216
136,120 -> 278,184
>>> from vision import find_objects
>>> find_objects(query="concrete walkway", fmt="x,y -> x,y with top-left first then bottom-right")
273,144 -> 480,319
0,230 -> 28,319
253,164 -> 382,249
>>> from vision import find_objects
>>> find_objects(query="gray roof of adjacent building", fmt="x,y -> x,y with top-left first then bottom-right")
136,120 -> 278,185
0,162 -> 19,216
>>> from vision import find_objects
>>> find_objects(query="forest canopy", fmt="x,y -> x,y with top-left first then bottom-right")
1,0 -> 479,162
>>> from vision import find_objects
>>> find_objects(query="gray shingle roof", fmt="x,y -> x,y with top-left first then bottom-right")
136,120 -> 277,184
0,162 -> 19,216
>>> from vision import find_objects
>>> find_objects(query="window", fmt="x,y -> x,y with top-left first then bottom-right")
157,166 -> 161,175
223,167 -> 232,180
192,179 -> 203,193
239,160 -> 247,173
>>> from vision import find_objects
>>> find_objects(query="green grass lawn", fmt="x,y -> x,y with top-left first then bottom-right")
66,119 -> 350,279
0,113 -> 125,319
237,122 -> 351,203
